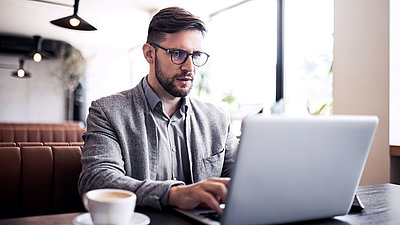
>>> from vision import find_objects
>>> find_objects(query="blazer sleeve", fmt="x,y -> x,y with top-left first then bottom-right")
78,100 -> 184,210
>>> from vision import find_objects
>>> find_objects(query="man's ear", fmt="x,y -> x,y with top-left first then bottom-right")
143,43 -> 155,64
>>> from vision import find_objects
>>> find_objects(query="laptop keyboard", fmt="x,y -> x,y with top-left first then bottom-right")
199,212 -> 221,221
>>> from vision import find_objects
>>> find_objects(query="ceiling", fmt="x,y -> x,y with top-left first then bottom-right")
0,0 -> 242,56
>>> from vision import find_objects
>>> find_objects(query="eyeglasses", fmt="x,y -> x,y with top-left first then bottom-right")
150,43 -> 210,67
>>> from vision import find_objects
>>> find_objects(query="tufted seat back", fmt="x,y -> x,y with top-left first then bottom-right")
0,127 -> 85,142
0,145 -> 84,218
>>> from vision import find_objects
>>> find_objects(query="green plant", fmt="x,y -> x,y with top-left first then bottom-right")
222,90 -> 238,114
195,70 -> 210,97
307,56 -> 333,116
222,90 -> 236,105
52,45 -> 86,120
53,45 -> 86,92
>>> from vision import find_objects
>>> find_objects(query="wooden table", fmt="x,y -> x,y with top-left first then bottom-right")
1,183 -> 399,225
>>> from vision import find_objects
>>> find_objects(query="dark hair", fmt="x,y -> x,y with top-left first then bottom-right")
147,7 -> 207,44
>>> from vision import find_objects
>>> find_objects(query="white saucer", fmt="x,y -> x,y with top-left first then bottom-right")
73,212 -> 150,225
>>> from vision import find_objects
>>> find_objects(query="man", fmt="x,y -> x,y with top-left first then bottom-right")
78,7 -> 238,214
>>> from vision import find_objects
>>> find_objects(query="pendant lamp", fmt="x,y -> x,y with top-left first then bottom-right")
50,0 -> 97,31
11,59 -> 31,79
30,35 -> 52,62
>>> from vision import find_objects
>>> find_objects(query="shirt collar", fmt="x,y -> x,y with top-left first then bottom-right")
142,75 -> 160,111
180,97 -> 189,115
142,75 -> 189,114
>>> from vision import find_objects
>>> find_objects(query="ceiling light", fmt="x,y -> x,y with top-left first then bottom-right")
50,0 -> 97,31
17,69 -> 26,78
33,35 -> 42,62
69,17 -> 80,27
29,35 -> 50,62
33,52 -> 42,62
11,59 -> 31,79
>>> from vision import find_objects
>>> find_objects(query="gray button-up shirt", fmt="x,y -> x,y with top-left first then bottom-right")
142,77 -> 192,204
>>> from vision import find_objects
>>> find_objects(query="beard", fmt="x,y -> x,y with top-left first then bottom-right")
154,55 -> 194,97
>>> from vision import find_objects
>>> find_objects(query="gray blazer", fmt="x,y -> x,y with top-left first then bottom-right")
78,79 -> 238,210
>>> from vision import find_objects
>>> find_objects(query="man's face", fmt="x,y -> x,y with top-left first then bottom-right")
154,30 -> 204,97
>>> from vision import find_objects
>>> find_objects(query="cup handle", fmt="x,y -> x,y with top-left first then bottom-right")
82,193 -> 89,211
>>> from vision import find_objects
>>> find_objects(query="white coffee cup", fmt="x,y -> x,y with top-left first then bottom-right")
83,189 -> 137,225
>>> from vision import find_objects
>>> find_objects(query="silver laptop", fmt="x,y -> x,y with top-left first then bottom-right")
175,115 -> 378,225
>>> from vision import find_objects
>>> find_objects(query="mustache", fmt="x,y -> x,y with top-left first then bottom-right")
176,71 -> 194,79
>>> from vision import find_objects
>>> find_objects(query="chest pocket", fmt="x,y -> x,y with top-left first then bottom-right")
202,148 -> 225,178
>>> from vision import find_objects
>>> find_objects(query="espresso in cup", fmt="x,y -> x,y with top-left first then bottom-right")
94,191 -> 132,202
83,189 -> 136,225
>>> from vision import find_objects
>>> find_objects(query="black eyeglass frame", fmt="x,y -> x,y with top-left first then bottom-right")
149,43 -> 210,67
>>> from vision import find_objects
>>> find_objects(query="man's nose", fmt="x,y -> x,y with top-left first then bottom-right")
181,55 -> 195,72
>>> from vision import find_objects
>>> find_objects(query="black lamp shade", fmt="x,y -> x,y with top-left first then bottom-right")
11,59 -> 31,79
50,14 -> 96,31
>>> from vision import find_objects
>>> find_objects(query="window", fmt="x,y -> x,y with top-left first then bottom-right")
195,0 -> 333,115
193,0 -> 333,135
194,0 -> 277,134
284,0 -> 334,115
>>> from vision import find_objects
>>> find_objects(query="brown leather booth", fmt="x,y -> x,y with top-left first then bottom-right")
0,122 -> 83,128
0,145 -> 85,218
0,142 -> 16,147
0,127 -> 85,143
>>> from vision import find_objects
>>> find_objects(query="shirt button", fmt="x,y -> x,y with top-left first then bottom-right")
173,177 -> 177,180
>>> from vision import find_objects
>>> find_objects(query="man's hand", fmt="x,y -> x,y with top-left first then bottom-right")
168,178 -> 230,214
